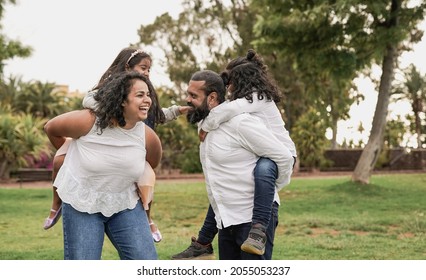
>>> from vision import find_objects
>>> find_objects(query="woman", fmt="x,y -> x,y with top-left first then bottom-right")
44,47 -> 189,243
44,71 -> 161,260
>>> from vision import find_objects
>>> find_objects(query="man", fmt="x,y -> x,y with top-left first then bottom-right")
185,70 -> 294,260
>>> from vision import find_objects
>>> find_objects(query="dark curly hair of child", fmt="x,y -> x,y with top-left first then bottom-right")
221,49 -> 281,103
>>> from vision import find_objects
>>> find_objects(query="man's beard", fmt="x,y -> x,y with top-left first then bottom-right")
186,99 -> 210,124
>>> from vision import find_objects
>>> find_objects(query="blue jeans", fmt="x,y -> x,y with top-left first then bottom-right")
218,202 -> 279,260
252,157 -> 278,228
197,157 -> 278,244
62,201 -> 157,260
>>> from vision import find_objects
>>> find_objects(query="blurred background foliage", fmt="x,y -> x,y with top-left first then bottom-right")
0,0 -> 425,181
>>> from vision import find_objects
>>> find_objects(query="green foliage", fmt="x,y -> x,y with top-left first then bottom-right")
384,116 -> 407,148
156,118 -> 202,173
0,75 -> 20,107
1,76 -> 74,117
13,80 -> 69,118
155,86 -> 202,173
292,107 -> 330,170
0,74 -> 82,179
392,64 -> 426,148
178,142 -> 202,173
252,0 -> 426,155
0,112 -> 50,179
137,0 -> 254,90
0,1 -> 32,76
374,148 -> 390,169
63,95 -> 84,111
0,173 -> 425,260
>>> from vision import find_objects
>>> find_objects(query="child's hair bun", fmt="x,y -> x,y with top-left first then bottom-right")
246,49 -> 256,61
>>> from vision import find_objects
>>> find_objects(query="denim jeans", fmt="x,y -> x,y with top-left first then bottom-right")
62,200 -> 157,260
197,157 -> 278,244
197,205 -> 218,245
218,202 -> 279,260
252,157 -> 278,228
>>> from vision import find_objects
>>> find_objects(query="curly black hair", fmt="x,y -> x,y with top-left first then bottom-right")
93,71 -> 154,134
223,49 -> 281,103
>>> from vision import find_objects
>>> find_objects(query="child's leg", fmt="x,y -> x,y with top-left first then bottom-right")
252,157 -> 278,229
44,138 -> 72,230
138,162 -> 162,242
49,154 -> 65,216
146,200 -> 162,242
241,157 -> 278,255
43,154 -> 65,229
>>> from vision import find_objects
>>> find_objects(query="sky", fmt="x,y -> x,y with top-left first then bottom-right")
3,0 -> 183,92
3,0 -> 426,147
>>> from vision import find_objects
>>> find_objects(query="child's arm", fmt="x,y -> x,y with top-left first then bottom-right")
201,96 -> 267,132
162,105 -> 191,123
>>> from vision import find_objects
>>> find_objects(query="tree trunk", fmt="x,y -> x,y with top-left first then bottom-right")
331,116 -> 338,149
352,0 -> 400,184
352,45 -> 397,184
0,159 -> 11,180
413,99 -> 423,148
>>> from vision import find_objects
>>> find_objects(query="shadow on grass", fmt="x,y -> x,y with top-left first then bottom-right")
326,181 -> 388,197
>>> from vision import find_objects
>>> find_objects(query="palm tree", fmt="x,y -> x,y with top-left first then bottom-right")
16,80 -> 68,118
0,111 -> 50,180
0,75 -> 23,111
393,64 -> 426,148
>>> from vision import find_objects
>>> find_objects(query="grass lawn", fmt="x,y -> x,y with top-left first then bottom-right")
0,173 -> 425,260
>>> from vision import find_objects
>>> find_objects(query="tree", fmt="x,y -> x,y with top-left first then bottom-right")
16,80 -> 68,118
137,0 -> 255,86
252,0 -> 425,183
0,76 -> 75,179
0,0 -> 32,77
352,1 -> 425,183
291,107 -> 330,171
1,76 -> 70,117
392,64 -> 426,148
0,74 -> 21,109
252,0 -> 364,137
137,0 -> 256,171
0,109 -> 49,179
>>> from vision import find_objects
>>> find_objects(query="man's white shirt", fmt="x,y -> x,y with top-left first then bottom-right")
199,113 -> 294,229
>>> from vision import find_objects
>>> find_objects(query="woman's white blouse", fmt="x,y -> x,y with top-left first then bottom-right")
54,120 -> 146,217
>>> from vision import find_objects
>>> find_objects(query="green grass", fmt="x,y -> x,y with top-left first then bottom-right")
0,173 -> 425,260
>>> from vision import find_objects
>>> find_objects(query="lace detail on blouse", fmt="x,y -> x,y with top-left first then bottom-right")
54,121 -> 146,217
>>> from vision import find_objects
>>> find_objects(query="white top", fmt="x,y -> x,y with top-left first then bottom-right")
200,93 -> 297,158
199,113 -> 294,228
83,91 -> 181,122
54,120 -> 146,217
